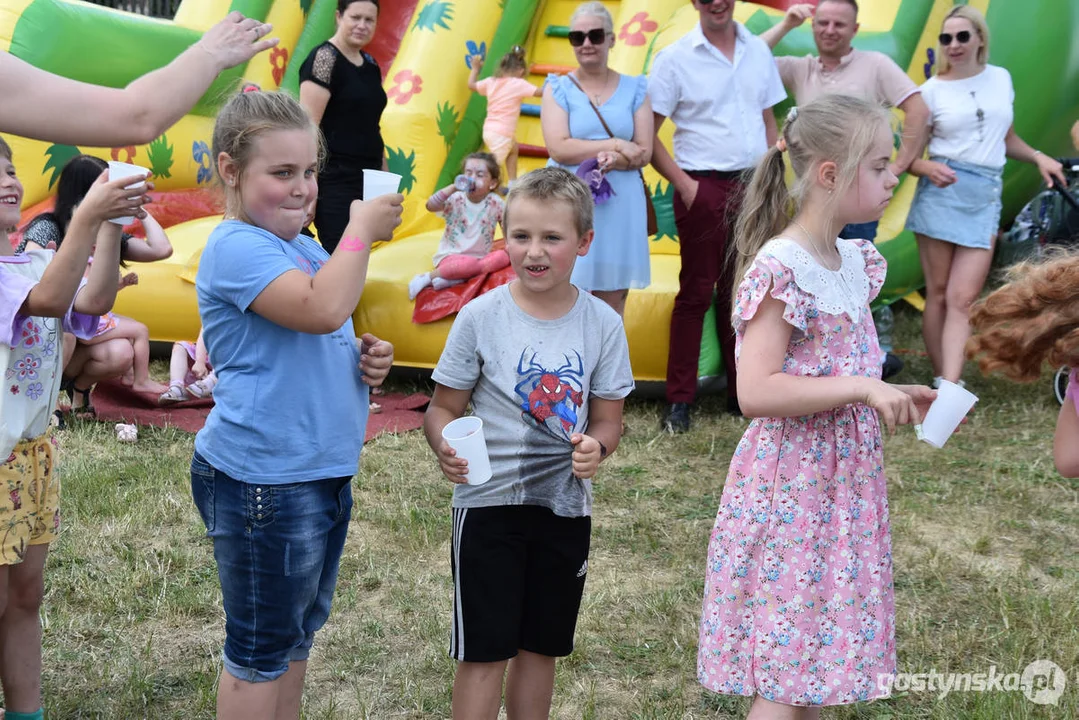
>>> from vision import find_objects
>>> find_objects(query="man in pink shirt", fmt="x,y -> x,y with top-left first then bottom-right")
762,0 -> 929,379
762,0 -> 928,180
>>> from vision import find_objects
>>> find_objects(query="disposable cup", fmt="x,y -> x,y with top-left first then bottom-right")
362,169 -> 402,200
441,416 -> 492,485
916,379 -> 978,449
107,161 -> 150,225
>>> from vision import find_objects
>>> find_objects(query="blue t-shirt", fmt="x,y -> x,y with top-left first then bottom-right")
194,220 -> 368,484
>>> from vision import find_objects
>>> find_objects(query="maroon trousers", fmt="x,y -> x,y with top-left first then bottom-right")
665,172 -> 745,405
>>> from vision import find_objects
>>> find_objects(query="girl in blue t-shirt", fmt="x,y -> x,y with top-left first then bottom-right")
191,88 -> 402,718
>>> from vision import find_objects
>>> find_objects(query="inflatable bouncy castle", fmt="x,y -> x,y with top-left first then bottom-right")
3,0 -> 1077,381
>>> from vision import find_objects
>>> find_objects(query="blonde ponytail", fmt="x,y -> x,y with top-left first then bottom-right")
731,145 -> 791,306
729,95 -> 891,306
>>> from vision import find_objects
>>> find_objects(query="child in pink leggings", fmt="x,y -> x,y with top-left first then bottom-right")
408,153 -> 509,300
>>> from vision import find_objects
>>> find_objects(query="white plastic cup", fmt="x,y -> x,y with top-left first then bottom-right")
362,169 -> 402,200
916,379 -> 978,449
441,416 -> 492,485
107,161 -> 150,225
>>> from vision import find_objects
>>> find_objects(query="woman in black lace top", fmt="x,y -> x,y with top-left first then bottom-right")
299,0 -> 388,253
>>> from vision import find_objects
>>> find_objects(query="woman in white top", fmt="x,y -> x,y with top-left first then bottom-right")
905,5 -> 1064,387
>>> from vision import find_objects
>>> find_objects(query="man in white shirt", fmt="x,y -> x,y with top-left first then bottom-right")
649,0 -> 786,432
761,0 -> 929,379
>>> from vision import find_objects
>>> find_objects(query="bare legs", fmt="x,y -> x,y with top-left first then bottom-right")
917,233 -> 996,382
593,289 -> 629,318
79,315 -> 166,394
452,651 -> 556,720
64,336 -> 134,411
0,544 -> 48,714
167,341 -> 190,385
747,697 -> 821,720
506,142 -> 520,184
503,651 -> 556,720
215,661 -> 307,720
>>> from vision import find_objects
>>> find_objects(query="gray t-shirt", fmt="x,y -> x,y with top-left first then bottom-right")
432,285 -> 635,518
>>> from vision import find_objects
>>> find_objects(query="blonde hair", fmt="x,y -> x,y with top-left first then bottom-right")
570,1 -> 613,34
936,5 -> 989,75
505,167 -> 593,237
731,94 -> 891,303
967,250 -> 1079,381
212,90 -> 323,216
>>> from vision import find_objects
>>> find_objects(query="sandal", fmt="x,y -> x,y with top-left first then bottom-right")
185,376 -> 216,400
70,385 -> 96,419
159,383 -> 187,405
59,377 -> 75,412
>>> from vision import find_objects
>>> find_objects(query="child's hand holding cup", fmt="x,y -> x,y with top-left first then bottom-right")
915,379 -> 978,448
440,416 -> 492,485
107,161 -> 152,225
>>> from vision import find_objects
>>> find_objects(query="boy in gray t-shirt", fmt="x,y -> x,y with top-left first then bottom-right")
424,167 -> 634,717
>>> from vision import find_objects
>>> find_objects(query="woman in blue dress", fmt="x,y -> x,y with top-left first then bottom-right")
540,1 -> 653,317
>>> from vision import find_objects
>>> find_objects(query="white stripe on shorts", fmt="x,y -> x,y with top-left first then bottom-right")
451,507 -> 468,660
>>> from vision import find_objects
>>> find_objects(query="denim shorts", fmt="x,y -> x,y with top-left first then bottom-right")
905,156 -> 1003,249
190,452 -> 353,683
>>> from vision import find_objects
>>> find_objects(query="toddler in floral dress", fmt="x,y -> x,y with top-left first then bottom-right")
408,153 -> 508,300
698,96 -> 937,717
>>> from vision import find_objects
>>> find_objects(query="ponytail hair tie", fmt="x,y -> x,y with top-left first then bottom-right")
241,82 -> 261,93
775,137 -> 788,153
786,106 -> 798,124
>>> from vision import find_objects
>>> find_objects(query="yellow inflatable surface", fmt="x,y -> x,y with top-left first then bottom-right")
4,0 -> 1076,383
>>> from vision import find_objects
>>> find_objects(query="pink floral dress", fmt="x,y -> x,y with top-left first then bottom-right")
698,237 -> 895,707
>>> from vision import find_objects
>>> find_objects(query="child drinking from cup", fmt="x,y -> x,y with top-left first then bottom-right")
967,251 -> 1079,477
22,154 -> 173,405
469,46 -> 543,184
408,152 -> 509,300
191,89 -> 401,718
697,95 -> 936,715
423,167 -> 633,720
0,135 -> 148,720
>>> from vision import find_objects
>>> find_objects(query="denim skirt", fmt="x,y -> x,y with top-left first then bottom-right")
905,156 -> 1003,249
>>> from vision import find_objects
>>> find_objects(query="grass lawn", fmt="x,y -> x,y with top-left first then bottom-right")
35,306 -> 1079,718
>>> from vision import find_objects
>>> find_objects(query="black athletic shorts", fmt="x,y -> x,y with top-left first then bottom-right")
449,504 -> 591,662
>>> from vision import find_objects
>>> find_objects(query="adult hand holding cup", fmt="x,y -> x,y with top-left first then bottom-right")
107,161 -> 150,225
915,379 -> 978,448
441,416 -> 492,485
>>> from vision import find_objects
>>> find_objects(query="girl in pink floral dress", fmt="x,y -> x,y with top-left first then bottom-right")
698,95 -> 937,716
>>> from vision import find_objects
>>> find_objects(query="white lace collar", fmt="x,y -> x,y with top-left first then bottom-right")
760,237 -> 870,322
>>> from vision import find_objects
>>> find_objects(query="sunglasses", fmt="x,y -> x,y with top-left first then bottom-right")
568,28 -> 607,47
938,30 -> 973,46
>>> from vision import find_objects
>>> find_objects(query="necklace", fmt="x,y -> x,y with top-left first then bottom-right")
577,68 -> 612,105
969,90 -> 985,142
792,219 -> 841,271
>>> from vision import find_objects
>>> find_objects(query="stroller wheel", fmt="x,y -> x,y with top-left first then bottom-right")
1054,366 -> 1070,406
